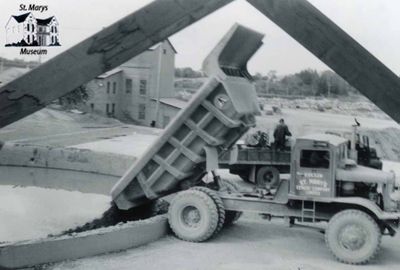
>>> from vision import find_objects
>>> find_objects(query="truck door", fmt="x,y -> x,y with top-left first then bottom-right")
293,148 -> 333,198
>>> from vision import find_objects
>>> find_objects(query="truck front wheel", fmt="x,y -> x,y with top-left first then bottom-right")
325,210 -> 381,264
168,189 -> 219,242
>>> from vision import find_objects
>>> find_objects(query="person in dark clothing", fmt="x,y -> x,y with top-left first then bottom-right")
273,119 -> 292,150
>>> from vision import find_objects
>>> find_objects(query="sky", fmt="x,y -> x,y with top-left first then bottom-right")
1,0 -> 400,75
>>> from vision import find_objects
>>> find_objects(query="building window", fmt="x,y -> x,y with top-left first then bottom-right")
113,82 -> 117,94
139,80 -> 147,96
32,24 -> 35,32
27,35 -> 30,43
90,103 -> 94,112
106,103 -> 110,114
138,104 -> 146,120
300,150 -> 330,169
107,82 -> 110,94
125,79 -> 132,93
27,24 -> 30,31
112,103 -> 116,114
163,49 -> 167,54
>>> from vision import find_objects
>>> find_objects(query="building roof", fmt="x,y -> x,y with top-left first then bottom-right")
152,98 -> 188,109
149,39 -> 177,54
165,39 -> 177,54
37,16 -> 55,26
298,133 -> 348,146
12,12 -> 31,23
96,68 -> 122,79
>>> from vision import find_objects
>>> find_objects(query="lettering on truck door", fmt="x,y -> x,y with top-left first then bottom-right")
295,149 -> 332,197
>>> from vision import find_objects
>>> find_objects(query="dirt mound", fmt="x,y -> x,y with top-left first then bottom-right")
363,127 -> 400,161
60,200 -> 169,235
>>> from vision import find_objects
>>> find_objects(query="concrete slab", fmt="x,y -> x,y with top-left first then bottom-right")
0,215 -> 168,269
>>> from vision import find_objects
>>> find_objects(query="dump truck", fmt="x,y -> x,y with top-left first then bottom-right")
218,123 -> 383,189
2,0 -> 400,268
111,24 -> 400,265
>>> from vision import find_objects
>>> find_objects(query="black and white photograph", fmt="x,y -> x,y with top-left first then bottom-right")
1,0 -> 400,269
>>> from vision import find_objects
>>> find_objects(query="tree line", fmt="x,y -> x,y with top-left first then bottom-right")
176,67 -> 359,97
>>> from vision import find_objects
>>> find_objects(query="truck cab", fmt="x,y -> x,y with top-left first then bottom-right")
290,134 -> 339,198
289,133 -> 398,213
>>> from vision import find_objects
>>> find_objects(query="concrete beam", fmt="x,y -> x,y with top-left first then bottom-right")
0,215 -> 168,269
248,0 -> 400,123
0,0 -> 233,129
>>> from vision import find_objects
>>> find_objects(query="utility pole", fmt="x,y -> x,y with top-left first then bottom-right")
154,42 -> 164,128
327,77 -> 331,98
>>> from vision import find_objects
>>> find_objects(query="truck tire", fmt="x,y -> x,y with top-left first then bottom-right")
224,211 -> 242,226
219,178 -> 240,192
191,186 -> 225,235
325,209 -> 381,264
256,166 -> 279,189
168,189 -> 219,242
219,179 -> 243,225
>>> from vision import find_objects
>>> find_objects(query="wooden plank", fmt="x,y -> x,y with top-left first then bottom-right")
0,0 -> 232,129
248,0 -> 400,123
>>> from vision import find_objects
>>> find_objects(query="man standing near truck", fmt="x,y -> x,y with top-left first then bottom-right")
273,118 -> 292,150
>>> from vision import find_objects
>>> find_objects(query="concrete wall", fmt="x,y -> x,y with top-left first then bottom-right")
0,143 -> 135,194
152,102 -> 181,128
156,41 -> 176,99
0,216 -> 168,269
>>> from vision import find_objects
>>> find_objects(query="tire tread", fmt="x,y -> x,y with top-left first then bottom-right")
325,209 -> 381,265
168,189 -> 219,242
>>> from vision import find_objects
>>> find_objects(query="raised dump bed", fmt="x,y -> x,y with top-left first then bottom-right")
112,24 -> 264,210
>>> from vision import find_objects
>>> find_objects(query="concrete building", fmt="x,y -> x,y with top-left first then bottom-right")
85,40 -> 184,128
5,12 -> 59,46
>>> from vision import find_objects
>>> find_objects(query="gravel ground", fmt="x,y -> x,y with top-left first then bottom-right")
48,216 -> 400,270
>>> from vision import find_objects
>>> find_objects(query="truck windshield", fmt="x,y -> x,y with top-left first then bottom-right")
300,150 -> 330,169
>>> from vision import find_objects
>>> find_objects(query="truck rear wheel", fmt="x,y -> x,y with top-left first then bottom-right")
191,186 -> 225,235
168,189 -> 219,242
256,166 -> 279,189
224,211 -> 242,226
219,179 -> 243,225
325,210 -> 381,264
